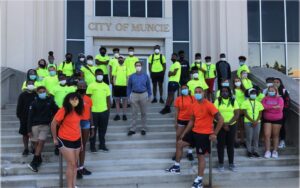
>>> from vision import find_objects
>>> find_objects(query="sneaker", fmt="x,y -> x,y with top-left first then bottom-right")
218,164 -> 224,172
159,107 -> 171,115
90,146 -> 97,153
36,156 -> 42,167
99,146 -> 109,153
81,168 -> 92,175
159,98 -> 164,104
272,151 -> 279,158
151,98 -> 157,103
54,146 -> 59,156
28,162 -> 38,172
165,165 -> 180,174
278,140 -> 286,149
22,149 -> 29,156
122,115 -> 127,121
247,152 -> 253,158
229,164 -> 237,172
252,152 -> 261,158
127,131 -> 136,136
77,170 -> 83,179
264,151 -> 271,159
191,179 -> 203,188
113,115 -> 121,121
187,153 -> 194,161
141,130 -> 146,135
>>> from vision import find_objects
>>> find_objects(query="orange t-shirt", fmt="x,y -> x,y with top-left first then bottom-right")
190,99 -> 218,134
174,95 -> 195,121
55,108 -> 82,141
82,95 -> 93,120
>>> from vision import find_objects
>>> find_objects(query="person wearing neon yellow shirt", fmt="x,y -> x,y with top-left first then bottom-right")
125,46 -> 139,76
95,46 -> 110,84
57,53 -> 75,77
215,79 -> 231,99
240,70 -> 253,90
50,74 -> 76,108
22,69 -> 44,91
109,48 -> 120,109
87,69 -> 111,152
148,45 -> 166,104
160,53 -> 181,115
204,56 -> 217,102
43,66 -> 59,94
47,51 -> 57,69
36,59 -> 49,81
190,53 -> 206,84
80,55 -> 97,86
187,67 -> 209,96
237,56 -> 250,79
214,86 -> 239,172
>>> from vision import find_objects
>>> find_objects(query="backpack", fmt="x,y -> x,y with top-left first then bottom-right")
151,54 -> 163,65
62,61 -> 75,74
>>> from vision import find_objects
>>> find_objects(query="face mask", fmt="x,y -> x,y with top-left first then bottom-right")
222,82 -> 230,87
195,93 -> 203,101
274,83 -> 280,88
39,64 -> 46,68
77,89 -> 86,95
268,91 -> 276,97
49,71 -> 56,76
27,85 -> 35,91
206,62 -> 211,65
221,92 -> 229,98
239,61 -> 245,66
96,75 -> 103,81
79,57 -> 85,62
100,52 -> 106,56
136,66 -> 142,72
38,92 -> 47,99
171,59 -> 176,62
87,60 -> 93,65
129,51 -> 134,56
70,100 -> 79,107
242,73 -> 248,78
119,61 -> 124,65
60,80 -> 67,85
266,83 -> 274,87
235,81 -> 241,87
220,58 -> 226,61
181,89 -> 189,96
29,75 -> 37,80
193,73 -> 199,79
154,49 -> 160,54
250,94 -> 257,100
37,76 -> 43,81
66,57 -> 72,61
195,59 -> 201,63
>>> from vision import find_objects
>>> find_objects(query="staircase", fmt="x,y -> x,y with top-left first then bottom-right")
1,103 -> 299,188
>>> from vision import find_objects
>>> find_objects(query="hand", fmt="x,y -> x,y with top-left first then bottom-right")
53,138 -> 58,146
273,105 -> 280,109
179,133 -> 185,141
209,134 -> 217,141
253,121 -> 258,127
90,128 -> 95,138
174,123 -> 178,129
28,132 -> 32,138
80,142 -> 84,152
147,96 -> 151,102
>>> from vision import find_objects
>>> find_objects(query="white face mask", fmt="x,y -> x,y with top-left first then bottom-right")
206,62 -> 211,65
87,60 -> 93,65
266,83 -> 273,87
235,82 -> 241,87
27,84 -> 35,91
96,75 -> 103,81
193,73 -> 199,79
220,58 -> 226,61
129,51 -> 134,56
60,80 -> 67,85
154,49 -> 160,54
136,66 -> 142,72
79,57 -> 85,62
195,59 -> 201,63
114,53 -> 120,58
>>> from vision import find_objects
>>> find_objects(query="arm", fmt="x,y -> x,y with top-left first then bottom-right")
168,68 -> 178,77
106,96 -> 111,111
243,109 -> 254,123
174,107 -> 179,128
226,109 -> 240,126
127,76 -> 132,97
262,98 -> 274,110
27,104 -> 34,135
228,63 -> 231,79
213,112 -> 224,136
163,64 -> 166,72
254,111 -> 263,124
50,118 -> 59,145
146,75 -> 152,97
16,94 -> 23,118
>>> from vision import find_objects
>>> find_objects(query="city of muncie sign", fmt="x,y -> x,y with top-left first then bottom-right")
85,16 -> 172,38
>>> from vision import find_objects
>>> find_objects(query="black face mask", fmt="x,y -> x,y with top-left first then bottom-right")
66,57 -> 72,61
171,58 -> 176,62
221,92 -> 229,99
77,89 -> 86,95
100,52 -> 106,56
39,64 -> 46,68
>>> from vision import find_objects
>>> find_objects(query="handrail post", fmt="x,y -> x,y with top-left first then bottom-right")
208,141 -> 212,188
59,151 -> 63,188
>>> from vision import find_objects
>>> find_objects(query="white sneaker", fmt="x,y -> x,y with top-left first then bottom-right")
264,151 -> 271,158
272,151 -> 279,158
278,140 -> 286,149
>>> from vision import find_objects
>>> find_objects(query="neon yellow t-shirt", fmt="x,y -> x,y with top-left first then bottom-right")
256,93 -> 265,102
237,64 -> 250,78
109,58 -> 118,74
81,65 -> 97,86
86,82 -> 111,113
234,88 -> 246,107
43,76 -> 59,94
148,54 -> 166,73
214,98 -> 239,125
205,64 -> 216,79
21,80 -> 44,91
51,85 -> 76,108
187,79 -> 209,95
36,68 -> 49,79
57,62 -> 74,77
112,64 -> 128,86
95,54 -> 110,75
169,61 -> 181,83
190,61 -> 207,82
125,56 -> 139,76
241,99 -> 264,123
242,78 -> 253,90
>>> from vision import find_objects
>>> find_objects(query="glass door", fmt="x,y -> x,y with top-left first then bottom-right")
137,56 -> 149,75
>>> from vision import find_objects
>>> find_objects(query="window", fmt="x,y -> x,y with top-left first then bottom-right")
66,41 -> 85,60
67,0 -> 84,39
247,0 -> 260,42
287,44 -> 300,78
147,0 -> 163,17
287,0 -> 299,42
131,0 -> 145,17
95,0 -> 111,16
262,44 -> 285,74
172,0 -> 189,41
173,43 -> 189,61
113,0 -> 128,17
248,43 -> 261,67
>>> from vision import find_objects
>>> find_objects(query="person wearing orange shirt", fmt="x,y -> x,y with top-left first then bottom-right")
51,92 -> 84,188
166,86 -> 224,188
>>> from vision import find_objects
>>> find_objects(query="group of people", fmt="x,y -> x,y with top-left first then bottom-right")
16,46 -> 290,188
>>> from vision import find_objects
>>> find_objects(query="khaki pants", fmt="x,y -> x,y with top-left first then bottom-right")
129,92 -> 148,132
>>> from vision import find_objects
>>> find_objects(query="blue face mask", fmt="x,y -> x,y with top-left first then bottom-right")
38,92 -> 47,99
181,89 -> 189,96
222,82 -> 230,87
239,61 -> 245,66
195,93 -> 203,100
49,71 -> 56,76
268,91 -> 276,97
29,75 -> 37,80
250,94 -> 257,100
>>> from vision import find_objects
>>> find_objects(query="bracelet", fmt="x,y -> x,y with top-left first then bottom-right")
91,126 -> 95,128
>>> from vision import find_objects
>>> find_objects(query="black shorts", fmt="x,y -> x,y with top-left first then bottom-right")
168,82 -> 180,93
264,119 -> 283,125
19,121 -> 28,135
103,75 -> 109,85
113,86 -> 127,98
182,131 -> 211,155
177,119 -> 189,127
151,72 -> 164,83
57,137 -> 81,149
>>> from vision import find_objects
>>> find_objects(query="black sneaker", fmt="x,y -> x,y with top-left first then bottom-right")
159,107 -> 171,115
90,146 -> 97,153
81,167 -> 92,175
141,130 -> 146,135
247,152 -> 253,158
28,161 -> 38,172
99,146 -> 109,153
165,165 -> 180,174
54,146 -> 59,156
241,142 -> 247,148
36,156 -> 42,167
31,148 -> 35,155
151,98 -> 157,103
191,179 -> 203,188
114,115 -> 121,121
127,131 -> 136,136
252,152 -> 261,158
77,170 -> 83,179
187,153 -> 194,161
159,98 -> 164,104
122,115 -> 127,121
22,149 -> 29,156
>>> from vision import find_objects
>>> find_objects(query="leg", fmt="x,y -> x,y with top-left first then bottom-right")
158,81 -> 163,98
197,155 -> 206,177
252,123 -> 261,153
90,113 -> 99,149
73,149 -> 81,186
152,81 -> 157,99
264,123 -> 272,152
60,148 -> 77,188
227,125 -> 237,164
272,124 -> 282,151
217,128 -> 226,165
244,123 -> 253,153
166,92 -> 175,106
79,129 -> 90,167
115,98 -> 121,115
98,111 -> 109,148
23,135 -> 29,150
122,98 -> 127,115
175,140 -> 190,162
139,93 -> 148,131
176,126 -> 185,142
129,94 -> 139,132
34,140 -> 45,156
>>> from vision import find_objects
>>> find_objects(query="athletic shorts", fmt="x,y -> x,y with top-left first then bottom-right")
151,71 -> 164,83
31,125 -> 50,142
113,86 -> 127,99
264,119 -> 283,125
19,121 -> 28,135
182,131 -> 211,155
57,137 -> 81,149
80,120 -> 90,129
168,82 -> 180,93
205,78 -> 215,93
177,119 -> 189,127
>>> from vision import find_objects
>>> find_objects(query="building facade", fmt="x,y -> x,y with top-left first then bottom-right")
1,0 -> 299,78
